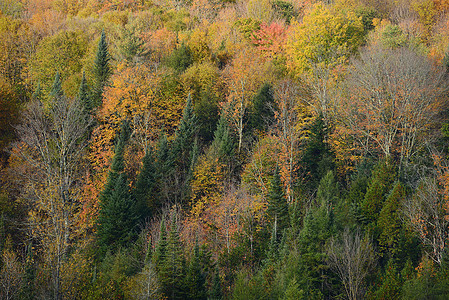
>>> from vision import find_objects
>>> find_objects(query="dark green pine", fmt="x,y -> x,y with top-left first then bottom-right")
19,243 -> 36,300
266,166 -> 289,241
210,266 -> 222,300
92,29 -> 111,108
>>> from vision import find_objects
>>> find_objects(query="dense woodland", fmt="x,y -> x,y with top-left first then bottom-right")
1,0 -> 449,299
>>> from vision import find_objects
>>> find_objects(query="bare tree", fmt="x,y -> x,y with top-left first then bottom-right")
326,228 -> 376,300
15,96 -> 90,300
339,45 -> 446,165
403,172 -> 449,265
0,246 -> 24,300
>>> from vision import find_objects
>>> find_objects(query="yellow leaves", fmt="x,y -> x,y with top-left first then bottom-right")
286,3 -> 365,77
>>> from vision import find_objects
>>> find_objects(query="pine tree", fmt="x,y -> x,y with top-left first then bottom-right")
50,72 -> 63,100
211,109 -> 235,161
32,82 -> 42,101
266,166 -> 289,241
78,71 -> 91,112
92,29 -> 111,108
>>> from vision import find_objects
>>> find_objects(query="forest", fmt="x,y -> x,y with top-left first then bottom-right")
1,0 -> 449,299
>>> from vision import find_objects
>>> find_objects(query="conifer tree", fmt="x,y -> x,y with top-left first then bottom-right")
153,218 -> 168,272
170,95 -> 198,204
19,244 -> 35,300
211,109 -> 235,161
247,83 -> 275,134
50,72 -> 63,100
32,82 -> 42,101
210,267 -> 222,300
159,214 -> 186,299
97,121 -> 138,255
186,240 -> 207,300
92,29 -> 111,108
266,166 -> 289,241
78,71 -> 91,112
133,146 -> 159,220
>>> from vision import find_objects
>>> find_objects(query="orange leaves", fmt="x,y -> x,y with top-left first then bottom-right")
251,22 -> 287,60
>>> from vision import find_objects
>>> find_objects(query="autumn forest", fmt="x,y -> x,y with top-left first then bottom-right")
1,0 -> 449,299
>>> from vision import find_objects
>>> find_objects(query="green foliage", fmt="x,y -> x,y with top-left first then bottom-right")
50,72 -> 63,100
186,241 -> 207,300
300,114 -> 335,192
210,267 -> 222,300
355,6 -> 378,34
266,166 -> 289,241
133,147 -> 159,220
78,71 -> 91,113
361,160 -> 396,228
272,0 -> 296,24
168,43 -> 193,73
381,25 -> 407,49
234,18 -> 261,40
92,29 -> 112,108
19,244 -> 36,300
97,122 -> 138,255
247,83 -> 275,135
195,89 -> 220,144
159,215 -> 186,299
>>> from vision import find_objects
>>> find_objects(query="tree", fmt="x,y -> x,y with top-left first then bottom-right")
326,228 -> 376,300
77,71 -> 91,113
159,212 -> 186,299
266,166 -> 289,241
96,122 -> 139,255
185,240 -> 207,300
133,146 -> 158,221
92,29 -> 112,108
15,95 -> 90,300
223,47 -> 271,152
247,82 -> 275,135
285,3 -> 365,121
339,45 -> 446,164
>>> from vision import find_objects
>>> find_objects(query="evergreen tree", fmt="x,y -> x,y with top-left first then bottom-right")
211,109 -> 235,161
186,240 -> 207,300
50,72 -> 63,100
32,82 -> 42,101
19,243 -> 35,300
159,214 -> 186,299
153,218 -> 168,272
247,83 -> 275,134
168,42 -> 193,73
92,29 -> 111,108
266,166 -> 289,241
170,94 -> 198,205
210,266 -> 222,300
78,71 -> 91,112
133,146 -> 158,220
301,114 -> 334,192
97,121 -> 138,255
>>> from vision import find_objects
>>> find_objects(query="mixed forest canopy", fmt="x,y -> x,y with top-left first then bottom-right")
1,0 -> 449,299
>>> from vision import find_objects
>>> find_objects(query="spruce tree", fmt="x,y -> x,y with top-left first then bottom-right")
186,240 -> 207,300
210,267 -> 222,300
50,72 -> 63,100
78,71 -> 91,112
19,243 -> 35,300
247,83 -> 275,134
211,109 -> 235,161
266,166 -> 289,241
159,214 -> 186,299
153,218 -> 168,272
170,94 -> 198,204
97,121 -> 138,255
92,29 -> 111,108
133,146 -> 158,221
